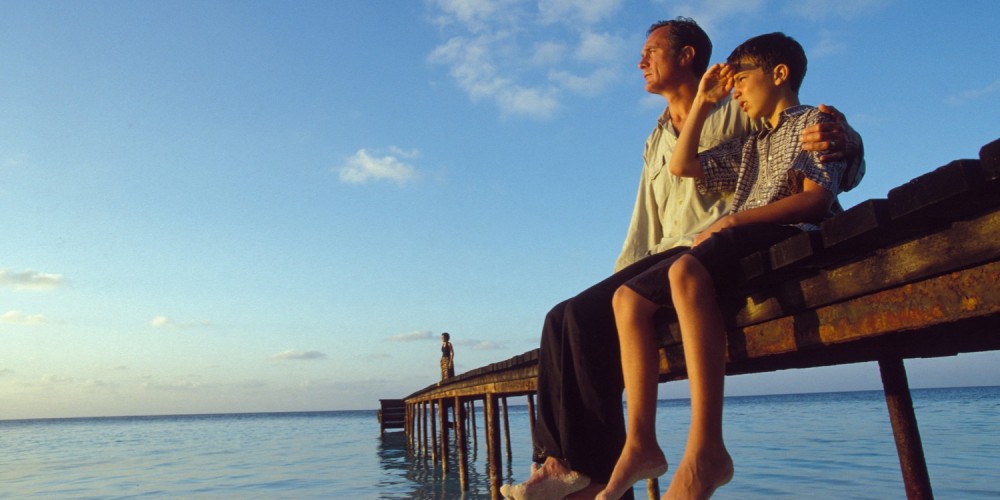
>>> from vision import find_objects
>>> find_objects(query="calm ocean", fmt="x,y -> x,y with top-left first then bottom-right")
1,386 -> 997,499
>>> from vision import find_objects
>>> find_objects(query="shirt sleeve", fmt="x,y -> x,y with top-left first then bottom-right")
792,111 -> 847,194
695,135 -> 745,195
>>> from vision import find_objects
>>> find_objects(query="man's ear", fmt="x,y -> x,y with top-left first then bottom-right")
678,45 -> 696,67
772,64 -> 789,86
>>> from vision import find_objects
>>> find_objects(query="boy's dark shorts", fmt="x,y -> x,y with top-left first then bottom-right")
624,223 -> 802,306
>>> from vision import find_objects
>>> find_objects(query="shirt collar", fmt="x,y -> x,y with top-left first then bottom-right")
758,104 -> 811,137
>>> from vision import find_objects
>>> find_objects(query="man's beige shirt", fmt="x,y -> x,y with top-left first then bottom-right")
615,96 -> 751,272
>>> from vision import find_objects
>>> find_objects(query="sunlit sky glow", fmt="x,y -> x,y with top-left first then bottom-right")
2,0 -> 999,420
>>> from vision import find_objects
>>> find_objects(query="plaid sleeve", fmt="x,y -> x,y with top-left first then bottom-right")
792,111 -> 846,194
695,135 -> 744,195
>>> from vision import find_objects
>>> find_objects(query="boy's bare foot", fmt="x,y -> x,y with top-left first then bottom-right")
595,444 -> 668,500
500,456 -> 591,500
662,447 -> 733,500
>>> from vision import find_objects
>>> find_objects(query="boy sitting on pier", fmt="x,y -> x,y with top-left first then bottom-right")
599,32 -> 852,499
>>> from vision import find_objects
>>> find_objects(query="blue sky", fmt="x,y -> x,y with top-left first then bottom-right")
2,0 -> 998,420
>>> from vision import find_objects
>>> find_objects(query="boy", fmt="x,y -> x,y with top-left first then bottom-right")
598,33 -> 850,500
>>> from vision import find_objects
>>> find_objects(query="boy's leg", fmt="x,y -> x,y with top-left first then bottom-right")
663,254 -> 733,500
597,285 -> 670,500
517,249 -> 686,499
663,224 -> 800,499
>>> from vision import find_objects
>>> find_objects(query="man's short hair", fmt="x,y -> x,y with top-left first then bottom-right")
727,32 -> 808,93
647,17 -> 712,76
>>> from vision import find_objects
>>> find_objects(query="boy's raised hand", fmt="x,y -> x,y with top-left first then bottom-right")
698,63 -> 734,104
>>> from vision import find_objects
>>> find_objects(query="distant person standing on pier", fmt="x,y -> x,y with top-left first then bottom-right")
500,17 -> 863,500
440,332 -> 455,380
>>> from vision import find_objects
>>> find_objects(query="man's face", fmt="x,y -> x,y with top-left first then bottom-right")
638,27 -> 681,94
731,62 -> 775,121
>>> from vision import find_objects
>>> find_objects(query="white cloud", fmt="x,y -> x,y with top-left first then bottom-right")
945,79 -> 1000,106
538,0 -> 623,26
0,368 -> 14,377
530,40 -> 568,66
669,0 -> 766,35
1,310 -> 49,326
426,2 -> 624,119
429,0 -> 521,32
388,330 -> 436,342
575,31 -> 625,63
149,316 -> 213,329
455,339 -> 505,350
0,269 -> 65,291
338,148 -> 419,185
551,67 -> 618,96
271,349 -> 327,361
781,0 -> 891,21
810,34 -> 848,58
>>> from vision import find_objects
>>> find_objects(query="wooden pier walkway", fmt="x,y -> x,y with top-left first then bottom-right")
386,138 -> 1000,500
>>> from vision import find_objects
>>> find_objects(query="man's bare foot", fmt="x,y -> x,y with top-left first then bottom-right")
595,443 -> 668,500
500,456 -> 591,500
662,447 -> 733,500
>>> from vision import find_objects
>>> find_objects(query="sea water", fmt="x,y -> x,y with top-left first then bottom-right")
1,386 -> 997,499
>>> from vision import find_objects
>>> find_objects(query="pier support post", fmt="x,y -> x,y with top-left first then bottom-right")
647,478 -> 661,500
455,396 -> 470,491
438,398 -> 450,474
485,393 -> 503,499
470,399 -> 478,452
422,401 -> 430,458
430,400 -> 438,462
501,396 -> 512,462
879,356 -> 933,500
526,393 -> 536,438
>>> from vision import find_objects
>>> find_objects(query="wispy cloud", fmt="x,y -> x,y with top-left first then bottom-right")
668,0 -> 766,35
455,339 -> 504,350
271,349 -> 327,361
427,0 -> 627,119
537,0 -> 623,25
781,0 -> 891,22
338,147 -> 419,185
0,368 -> 14,377
0,269 -> 65,291
388,330 -> 436,342
945,79 -> 1000,106
1,310 -> 49,326
149,316 -> 213,329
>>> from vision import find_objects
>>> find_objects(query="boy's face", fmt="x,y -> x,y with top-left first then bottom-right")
731,61 -> 778,121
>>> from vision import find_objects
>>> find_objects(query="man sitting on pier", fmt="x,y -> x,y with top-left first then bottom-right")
500,18 -> 863,500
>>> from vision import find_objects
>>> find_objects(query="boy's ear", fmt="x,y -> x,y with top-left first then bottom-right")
772,64 -> 789,86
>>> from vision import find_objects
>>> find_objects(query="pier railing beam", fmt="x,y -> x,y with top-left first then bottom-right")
879,356 -> 933,500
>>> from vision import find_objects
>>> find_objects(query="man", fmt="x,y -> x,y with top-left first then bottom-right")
501,18 -> 862,500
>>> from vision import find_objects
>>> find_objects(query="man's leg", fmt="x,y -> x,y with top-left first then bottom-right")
516,249 -> 687,499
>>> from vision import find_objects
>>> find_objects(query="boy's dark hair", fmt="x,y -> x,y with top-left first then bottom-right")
727,32 -> 807,92
647,17 -> 712,76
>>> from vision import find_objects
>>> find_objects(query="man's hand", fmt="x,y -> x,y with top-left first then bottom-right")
801,104 -> 849,162
697,63 -> 734,105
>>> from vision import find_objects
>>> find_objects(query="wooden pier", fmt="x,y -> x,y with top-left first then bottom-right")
388,138 -> 1000,500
